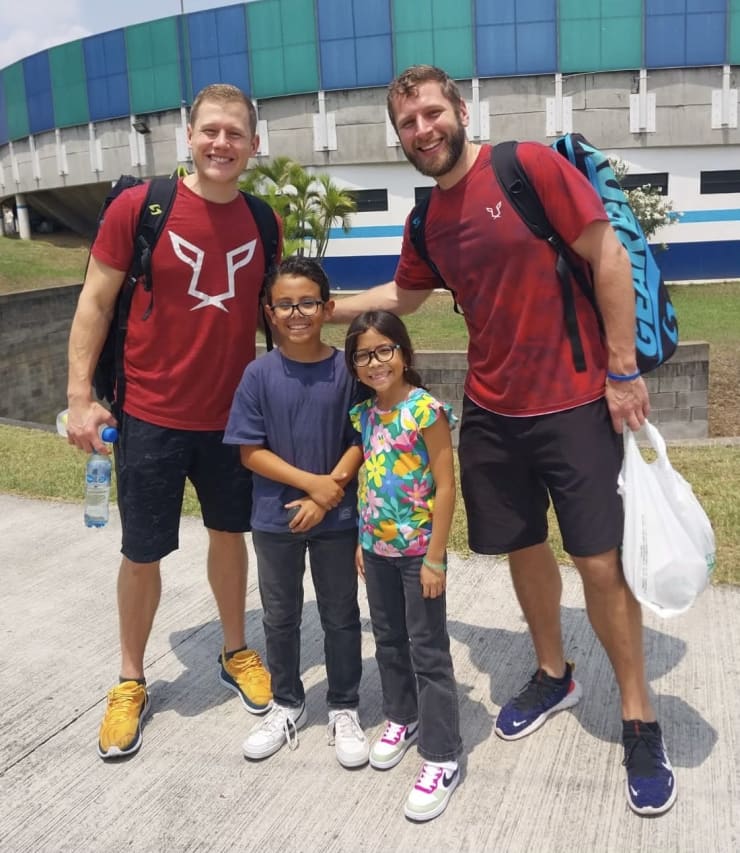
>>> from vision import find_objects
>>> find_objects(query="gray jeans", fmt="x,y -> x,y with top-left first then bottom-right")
362,550 -> 462,763
252,528 -> 362,710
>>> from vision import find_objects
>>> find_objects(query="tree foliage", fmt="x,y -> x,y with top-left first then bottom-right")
241,159 -> 356,258
610,157 -> 680,242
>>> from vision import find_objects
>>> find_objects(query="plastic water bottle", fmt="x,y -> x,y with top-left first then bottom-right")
56,410 -> 118,528
84,444 -> 117,528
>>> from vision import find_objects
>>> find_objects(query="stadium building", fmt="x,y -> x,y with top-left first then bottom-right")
1,0 -> 739,287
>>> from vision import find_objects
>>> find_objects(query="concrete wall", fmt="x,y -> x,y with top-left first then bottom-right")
0,285 -> 708,440
415,345 -> 710,445
0,285 -> 80,423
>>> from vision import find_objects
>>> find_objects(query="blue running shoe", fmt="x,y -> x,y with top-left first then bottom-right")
623,720 -> 677,816
495,661 -> 582,740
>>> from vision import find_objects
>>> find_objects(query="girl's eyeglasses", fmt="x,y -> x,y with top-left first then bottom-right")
351,343 -> 400,367
269,299 -> 324,318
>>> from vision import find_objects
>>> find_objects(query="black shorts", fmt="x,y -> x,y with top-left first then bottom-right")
115,413 -> 252,563
458,396 -> 623,558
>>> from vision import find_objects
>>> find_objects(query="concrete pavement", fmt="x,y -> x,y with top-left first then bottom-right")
0,493 -> 737,852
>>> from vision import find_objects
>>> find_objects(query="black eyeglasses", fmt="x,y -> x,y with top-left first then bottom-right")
352,344 -> 400,367
269,299 -> 324,318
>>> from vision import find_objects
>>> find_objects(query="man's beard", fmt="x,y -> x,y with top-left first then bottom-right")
402,122 -> 466,178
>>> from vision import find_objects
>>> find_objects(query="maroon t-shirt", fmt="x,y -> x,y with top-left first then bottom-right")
395,143 -> 609,417
93,180 -> 280,430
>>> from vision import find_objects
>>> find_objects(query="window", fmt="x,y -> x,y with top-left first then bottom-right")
349,189 -> 388,212
619,172 -> 669,195
700,171 -> 740,195
414,186 -> 433,204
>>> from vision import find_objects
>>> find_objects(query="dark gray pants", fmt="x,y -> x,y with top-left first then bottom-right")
252,528 -> 362,710
362,550 -> 462,763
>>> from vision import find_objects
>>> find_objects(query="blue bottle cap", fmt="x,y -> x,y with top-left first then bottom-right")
101,427 -> 119,443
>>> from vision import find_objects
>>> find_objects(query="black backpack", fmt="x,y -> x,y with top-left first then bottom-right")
91,175 -> 279,411
409,137 -> 678,374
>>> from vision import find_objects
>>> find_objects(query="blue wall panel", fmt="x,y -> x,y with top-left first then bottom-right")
84,31 -> 130,120
318,0 -> 354,39
0,74 -> 8,145
354,0 -> 391,36
318,0 -> 392,90
23,52 -> 55,134
476,0 -> 556,76
187,7 -> 250,95
646,0 -> 727,67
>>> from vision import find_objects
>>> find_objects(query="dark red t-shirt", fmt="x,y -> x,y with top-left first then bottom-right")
395,143 -> 609,416
93,180 -> 279,430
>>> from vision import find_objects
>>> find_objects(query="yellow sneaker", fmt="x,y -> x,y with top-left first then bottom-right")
218,647 -> 272,714
97,681 -> 150,759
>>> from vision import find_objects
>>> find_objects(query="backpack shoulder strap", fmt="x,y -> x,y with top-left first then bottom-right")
112,175 -> 179,411
241,191 -> 280,351
241,191 -> 279,272
407,194 -> 462,314
492,141 -> 592,373
130,176 -> 179,290
492,141 -> 561,246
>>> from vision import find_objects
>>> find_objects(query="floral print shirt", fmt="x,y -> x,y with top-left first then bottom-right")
350,387 -> 456,557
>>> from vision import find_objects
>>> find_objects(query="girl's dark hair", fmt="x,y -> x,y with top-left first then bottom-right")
344,310 -> 424,388
265,255 -> 331,302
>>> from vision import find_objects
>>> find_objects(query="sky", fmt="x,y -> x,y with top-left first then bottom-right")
0,1 -> 250,69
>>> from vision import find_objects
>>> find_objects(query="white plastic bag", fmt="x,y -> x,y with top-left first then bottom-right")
618,420 -> 716,618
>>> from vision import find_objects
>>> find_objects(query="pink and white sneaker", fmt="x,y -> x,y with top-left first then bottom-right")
369,719 -> 418,770
404,760 -> 460,822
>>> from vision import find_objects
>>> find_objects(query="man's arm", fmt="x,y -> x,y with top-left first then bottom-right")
66,256 -> 126,452
570,220 -> 650,433
331,280 -> 433,324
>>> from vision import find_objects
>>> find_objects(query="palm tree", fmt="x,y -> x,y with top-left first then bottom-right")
312,173 -> 356,259
241,159 -> 356,259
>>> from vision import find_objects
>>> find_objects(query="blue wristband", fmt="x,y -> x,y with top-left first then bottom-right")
606,369 -> 641,382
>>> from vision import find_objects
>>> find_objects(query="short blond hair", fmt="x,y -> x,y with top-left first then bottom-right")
387,65 -> 465,129
190,84 -> 257,135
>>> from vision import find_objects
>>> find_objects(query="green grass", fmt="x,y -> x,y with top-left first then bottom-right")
321,281 -> 740,350
668,281 -> 740,344
1,425 -> 738,585
0,234 -> 89,293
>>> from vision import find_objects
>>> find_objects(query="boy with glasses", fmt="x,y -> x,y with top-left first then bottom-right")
224,256 -> 369,767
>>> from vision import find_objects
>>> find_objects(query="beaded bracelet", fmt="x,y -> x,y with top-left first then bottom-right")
606,369 -> 641,382
422,557 -> 448,573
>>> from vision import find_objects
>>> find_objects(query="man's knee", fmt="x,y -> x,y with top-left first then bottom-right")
572,548 -> 623,590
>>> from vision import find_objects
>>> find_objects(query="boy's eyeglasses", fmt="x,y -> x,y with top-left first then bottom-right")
269,299 -> 324,318
351,344 -> 400,367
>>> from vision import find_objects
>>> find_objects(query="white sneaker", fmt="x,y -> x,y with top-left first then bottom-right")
242,703 -> 306,760
369,720 -> 419,770
404,760 -> 459,822
327,708 -> 369,768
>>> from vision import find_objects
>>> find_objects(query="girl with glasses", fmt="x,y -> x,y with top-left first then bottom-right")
344,310 -> 463,822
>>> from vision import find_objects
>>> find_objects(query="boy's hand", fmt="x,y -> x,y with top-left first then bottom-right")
285,499 -> 326,533
355,545 -> 366,582
420,563 -> 446,599
307,473 -> 346,511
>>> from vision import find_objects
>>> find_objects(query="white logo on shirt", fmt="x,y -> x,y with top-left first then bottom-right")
486,202 -> 503,219
169,232 -> 257,312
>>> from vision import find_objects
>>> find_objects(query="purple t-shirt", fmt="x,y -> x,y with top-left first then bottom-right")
224,347 -> 361,533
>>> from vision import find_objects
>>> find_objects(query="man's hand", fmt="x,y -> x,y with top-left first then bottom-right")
605,376 -> 650,433
66,401 -> 117,454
